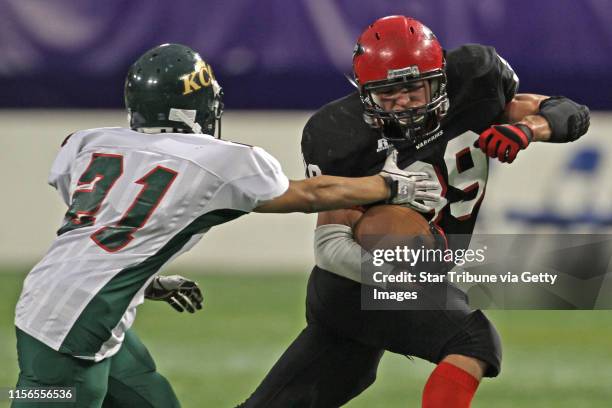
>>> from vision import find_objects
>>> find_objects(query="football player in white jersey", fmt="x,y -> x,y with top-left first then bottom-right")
12,43 -> 440,407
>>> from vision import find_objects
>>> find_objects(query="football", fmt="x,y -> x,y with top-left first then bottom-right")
353,204 -> 435,254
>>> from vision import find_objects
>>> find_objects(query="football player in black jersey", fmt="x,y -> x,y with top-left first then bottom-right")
240,15 -> 590,408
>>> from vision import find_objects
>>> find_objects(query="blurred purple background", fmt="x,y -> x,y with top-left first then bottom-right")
1,0 -> 610,109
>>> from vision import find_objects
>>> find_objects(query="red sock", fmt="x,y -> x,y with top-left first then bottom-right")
422,362 -> 480,408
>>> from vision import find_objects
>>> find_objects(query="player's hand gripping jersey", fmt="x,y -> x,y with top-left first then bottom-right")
15,127 -> 288,361
302,45 -> 518,245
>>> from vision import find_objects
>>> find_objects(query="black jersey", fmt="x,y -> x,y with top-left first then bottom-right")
302,44 -> 518,247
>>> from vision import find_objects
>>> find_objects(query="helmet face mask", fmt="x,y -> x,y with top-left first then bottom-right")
353,16 -> 449,146
360,70 -> 448,142
125,43 -> 224,137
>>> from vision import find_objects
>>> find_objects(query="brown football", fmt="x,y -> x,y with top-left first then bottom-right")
353,205 -> 435,254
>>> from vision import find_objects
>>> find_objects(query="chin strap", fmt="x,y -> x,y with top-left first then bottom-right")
216,116 -> 222,139
212,80 -> 224,139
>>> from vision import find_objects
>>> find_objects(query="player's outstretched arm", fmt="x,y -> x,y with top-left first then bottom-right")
254,152 -> 440,214
253,175 -> 390,213
476,93 -> 590,163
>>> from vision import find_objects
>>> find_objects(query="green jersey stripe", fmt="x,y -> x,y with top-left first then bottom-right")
59,208 -> 246,356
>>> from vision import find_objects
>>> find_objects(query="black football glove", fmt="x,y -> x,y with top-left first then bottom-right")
144,275 -> 203,313
476,124 -> 533,163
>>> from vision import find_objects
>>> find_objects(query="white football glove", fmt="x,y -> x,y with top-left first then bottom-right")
144,275 -> 203,313
379,149 -> 441,212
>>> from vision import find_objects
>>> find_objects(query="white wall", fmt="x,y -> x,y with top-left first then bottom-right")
1,111 -> 610,272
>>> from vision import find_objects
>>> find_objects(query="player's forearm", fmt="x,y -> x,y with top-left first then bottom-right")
302,175 -> 390,213
315,224 -> 394,288
254,175 -> 390,213
516,114 -> 551,142
505,94 -> 589,143
504,94 -> 551,142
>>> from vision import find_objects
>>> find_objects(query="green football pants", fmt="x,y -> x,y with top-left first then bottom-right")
13,328 -> 180,408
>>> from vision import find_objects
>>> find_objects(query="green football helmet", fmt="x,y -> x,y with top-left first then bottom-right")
124,43 -> 223,136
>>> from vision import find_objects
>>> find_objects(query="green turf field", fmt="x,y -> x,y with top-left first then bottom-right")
1,270 -> 611,407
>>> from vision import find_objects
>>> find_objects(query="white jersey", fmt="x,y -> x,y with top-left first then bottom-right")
15,127 -> 289,361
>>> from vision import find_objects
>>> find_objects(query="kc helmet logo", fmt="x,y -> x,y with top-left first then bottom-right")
181,61 -> 215,95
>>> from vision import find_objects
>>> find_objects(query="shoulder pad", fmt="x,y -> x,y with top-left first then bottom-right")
301,93 -> 376,177
446,44 -> 501,81
445,44 -> 519,118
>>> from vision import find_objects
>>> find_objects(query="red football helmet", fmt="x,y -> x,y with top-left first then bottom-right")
353,16 -> 449,144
